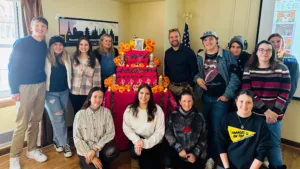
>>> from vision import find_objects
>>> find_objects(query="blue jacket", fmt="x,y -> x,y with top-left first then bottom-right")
194,47 -> 240,99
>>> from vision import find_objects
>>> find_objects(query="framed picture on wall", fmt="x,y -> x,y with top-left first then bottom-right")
134,38 -> 144,50
58,17 -> 119,46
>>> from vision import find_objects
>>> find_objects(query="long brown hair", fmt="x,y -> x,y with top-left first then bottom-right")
248,40 -> 278,70
73,36 -> 97,68
128,83 -> 157,122
268,33 -> 284,50
82,87 -> 104,109
96,34 -> 115,56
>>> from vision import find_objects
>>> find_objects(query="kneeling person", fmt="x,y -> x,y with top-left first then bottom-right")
73,87 -> 120,169
164,87 -> 207,169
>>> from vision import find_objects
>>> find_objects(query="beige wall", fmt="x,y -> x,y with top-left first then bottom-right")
282,100 -> 300,142
128,1 -> 165,74
185,0 -> 260,53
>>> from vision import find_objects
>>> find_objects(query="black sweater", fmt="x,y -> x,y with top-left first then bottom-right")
217,112 -> 270,169
165,107 -> 207,159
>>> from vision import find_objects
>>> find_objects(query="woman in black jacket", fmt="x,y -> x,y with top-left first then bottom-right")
164,87 -> 207,169
94,34 -> 119,92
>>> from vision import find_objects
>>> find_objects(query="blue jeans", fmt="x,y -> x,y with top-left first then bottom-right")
267,120 -> 283,167
202,94 -> 229,159
45,89 -> 69,146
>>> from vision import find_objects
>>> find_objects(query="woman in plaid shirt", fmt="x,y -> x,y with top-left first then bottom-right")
70,36 -> 101,114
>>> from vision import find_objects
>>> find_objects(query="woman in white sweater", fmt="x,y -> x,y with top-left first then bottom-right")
123,83 -> 165,169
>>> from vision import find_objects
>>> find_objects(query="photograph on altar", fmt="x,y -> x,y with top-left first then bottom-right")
134,38 -> 144,50
58,17 -> 119,46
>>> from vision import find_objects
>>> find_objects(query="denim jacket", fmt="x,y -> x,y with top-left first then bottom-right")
194,47 -> 240,100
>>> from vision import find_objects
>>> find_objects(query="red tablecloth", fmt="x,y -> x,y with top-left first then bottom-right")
103,90 -> 177,150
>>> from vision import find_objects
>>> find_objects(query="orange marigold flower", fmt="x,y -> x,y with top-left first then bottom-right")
153,59 -> 160,67
119,86 -> 125,93
157,85 -> 164,92
121,46 -> 126,51
146,40 -> 151,46
130,63 -> 136,67
152,86 -> 158,93
124,84 -> 131,90
120,43 -> 125,48
138,63 -> 145,67
145,46 -> 152,52
150,41 -> 156,47
163,81 -> 169,88
111,84 -> 119,92
163,76 -> 169,82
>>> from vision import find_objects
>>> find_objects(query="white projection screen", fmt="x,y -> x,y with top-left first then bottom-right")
257,0 -> 300,98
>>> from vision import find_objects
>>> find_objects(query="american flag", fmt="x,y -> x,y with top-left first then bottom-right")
183,22 -> 190,48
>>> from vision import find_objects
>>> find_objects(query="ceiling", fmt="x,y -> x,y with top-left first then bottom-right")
112,0 -> 165,4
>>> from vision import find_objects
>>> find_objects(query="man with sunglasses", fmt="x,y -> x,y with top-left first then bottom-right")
164,28 -> 197,101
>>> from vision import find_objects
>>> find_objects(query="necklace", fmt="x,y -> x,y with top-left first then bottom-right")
237,114 -> 251,129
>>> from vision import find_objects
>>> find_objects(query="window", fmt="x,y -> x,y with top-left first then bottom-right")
0,0 -> 22,99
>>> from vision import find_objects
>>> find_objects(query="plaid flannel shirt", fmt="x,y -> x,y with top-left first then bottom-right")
71,59 -> 101,95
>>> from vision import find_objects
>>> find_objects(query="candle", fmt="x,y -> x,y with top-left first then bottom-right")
159,75 -> 162,86
112,74 -> 116,84
150,53 -> 154,61
121,53 -> 124,60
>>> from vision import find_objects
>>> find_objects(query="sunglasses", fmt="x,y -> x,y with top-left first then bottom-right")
169,28 -> 179,32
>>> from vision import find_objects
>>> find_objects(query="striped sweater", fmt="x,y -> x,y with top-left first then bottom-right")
242,63 -> 291,119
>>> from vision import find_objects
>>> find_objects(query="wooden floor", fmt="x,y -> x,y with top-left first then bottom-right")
0,144 -> 299,169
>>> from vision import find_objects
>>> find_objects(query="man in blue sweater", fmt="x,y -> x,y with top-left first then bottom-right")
8,16 -> 48,169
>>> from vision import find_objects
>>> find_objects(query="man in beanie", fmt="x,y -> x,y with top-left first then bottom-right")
194,31 -> 240,169
228,36 -> 251,81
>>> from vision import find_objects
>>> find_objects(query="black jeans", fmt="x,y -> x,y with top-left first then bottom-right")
69,93 -> 87,115
129,141 -> 161,169
163,146 -> 204,169
78,141 -> 120,169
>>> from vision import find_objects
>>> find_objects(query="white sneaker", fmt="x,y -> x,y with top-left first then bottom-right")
63,144 -> 72,158
54,142 -> 63,152
26,149 -> 47,162
205,158 -> 215,169
9,157 -> 21,169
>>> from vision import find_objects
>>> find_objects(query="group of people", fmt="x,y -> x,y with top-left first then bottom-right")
164,28 -> 298,169
6,15 -> 299,169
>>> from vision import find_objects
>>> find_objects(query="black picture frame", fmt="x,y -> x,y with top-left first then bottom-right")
58,17 -> 119,47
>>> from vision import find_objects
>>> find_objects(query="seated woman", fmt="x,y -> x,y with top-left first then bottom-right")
164,87 -> 207,169
73,87 -> 120,169
217,90 -> 270,169
122,83 -> 165,169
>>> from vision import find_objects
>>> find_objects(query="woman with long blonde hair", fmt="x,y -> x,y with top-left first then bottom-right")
94,34 -> 119,92
45,36 -> 72,158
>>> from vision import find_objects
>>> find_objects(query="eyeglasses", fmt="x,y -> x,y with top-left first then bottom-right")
258,48 -> 272,54
169,28 -> 179,32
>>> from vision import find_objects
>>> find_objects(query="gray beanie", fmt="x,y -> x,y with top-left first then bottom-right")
229,36 -> 244,50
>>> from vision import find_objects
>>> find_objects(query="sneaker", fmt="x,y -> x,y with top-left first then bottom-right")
54,142 -> 63,152
205,158 -> 215,169
9,157 -> 21,169
26,149 -> 47,162
63,144 -> 72,158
